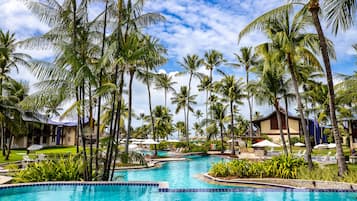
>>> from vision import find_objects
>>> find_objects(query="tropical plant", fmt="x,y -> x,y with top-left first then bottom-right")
229,47 -> 257,138
155,73 -> 176,108
177,54 -> 203,147
171,86 -> 197,145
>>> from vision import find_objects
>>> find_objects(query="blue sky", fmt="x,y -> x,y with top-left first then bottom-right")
0,0 -> 356,125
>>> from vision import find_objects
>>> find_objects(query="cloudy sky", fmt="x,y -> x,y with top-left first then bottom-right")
1,0 -> 357,130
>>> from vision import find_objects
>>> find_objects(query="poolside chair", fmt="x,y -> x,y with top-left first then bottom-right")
296,150 -> 306,158
36,154 -> 46,162
21,155 -> 35,168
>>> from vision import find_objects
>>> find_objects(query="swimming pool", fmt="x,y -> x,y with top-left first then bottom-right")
0,183 -> 356,201
114,155 -> 229,188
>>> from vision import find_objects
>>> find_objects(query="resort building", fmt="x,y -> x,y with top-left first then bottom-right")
252,110 -> 325,144
1,111 -> 96,149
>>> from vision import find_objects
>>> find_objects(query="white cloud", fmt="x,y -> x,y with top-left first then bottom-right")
2,0 -> 357,131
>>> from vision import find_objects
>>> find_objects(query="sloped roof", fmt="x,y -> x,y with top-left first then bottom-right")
252,110 -> 301,124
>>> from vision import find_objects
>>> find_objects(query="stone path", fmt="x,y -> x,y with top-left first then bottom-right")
0,175 -> 12,184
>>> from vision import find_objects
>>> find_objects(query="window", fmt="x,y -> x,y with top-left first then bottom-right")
270,114 -> 286,130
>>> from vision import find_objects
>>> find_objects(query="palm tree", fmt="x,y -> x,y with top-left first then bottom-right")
197,75 -> 211,135
177,55 -> 203,147
152,106 -> 173,140
209,102 -> 228,154
171,86 -> 197,145
239,7 -> 330,169
253,45 -> 288,155
229,47 -> 257,138
215,73 -> 245,155
155,73 -> 176,108
308,0 -> 349,175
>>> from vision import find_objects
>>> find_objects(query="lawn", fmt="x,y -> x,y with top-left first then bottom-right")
0,146 -> 79,164
268,145 -> 351,156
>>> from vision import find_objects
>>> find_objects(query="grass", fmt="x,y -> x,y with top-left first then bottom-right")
268,145 -> 351,156
0,146 -> 79,164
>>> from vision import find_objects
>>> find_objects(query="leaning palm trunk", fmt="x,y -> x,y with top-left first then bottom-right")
287,54 -> 313,169
230,101 -> 235,155
1,121 -> 5,156
95,0 -> 109,178
284,95 -> 292,154
275,102 -> 288,155
145,71 -> 157,156
309,1 -> 347,175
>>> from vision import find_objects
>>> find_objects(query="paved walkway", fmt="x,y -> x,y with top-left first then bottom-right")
0,175 -> 12,184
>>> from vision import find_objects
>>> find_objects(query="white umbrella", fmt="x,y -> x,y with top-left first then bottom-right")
128,144 -> 138,151
166,139 -> 180,143
140,139 -> 159,145
27,144 -> 43,151
314,144 -> 328,149
327,143 -> 336,149
252,140 -> 280,148
294,142 -> 306,147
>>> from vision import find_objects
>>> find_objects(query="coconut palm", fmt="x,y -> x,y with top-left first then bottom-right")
171,86 -> 197,145
306,0 -> 348,175
152,106 -> 173,141
229,47 -> 257,138
155,73 -> 177,108
239,6 -> 331,169
252,44 -> 288,155
177,55 -> 203,147
214,73 -> 245,155
208,102 -> 228,154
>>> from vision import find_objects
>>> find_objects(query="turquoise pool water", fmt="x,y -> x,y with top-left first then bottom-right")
1,184 -> 356,201
114,155 -> 229,188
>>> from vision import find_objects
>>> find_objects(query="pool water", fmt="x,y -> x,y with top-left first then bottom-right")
1,184 -> 357,201
114,155 -> 229,188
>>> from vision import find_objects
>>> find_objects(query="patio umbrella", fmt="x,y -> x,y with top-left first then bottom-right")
252,140 -> 280,148
327,143 -> 336,149
128,144 -> 138,151
294,142 -> 305,147
141,139 -> 159,145
27,144 -> 43,151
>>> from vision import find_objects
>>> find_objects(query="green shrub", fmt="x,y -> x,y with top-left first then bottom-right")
209,161 -> 229,177
14,154 -> 85,183
209,155 -> 306,179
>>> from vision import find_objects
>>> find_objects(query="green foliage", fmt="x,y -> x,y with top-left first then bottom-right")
289,137 -> 301,145
14,155 -> 85,183
4,163 -> 19,170
209,155 -> 306,179
298,164 -> 357,183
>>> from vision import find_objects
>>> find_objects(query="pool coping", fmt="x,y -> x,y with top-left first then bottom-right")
203,173 -> 357,190
1,181 -> 357,193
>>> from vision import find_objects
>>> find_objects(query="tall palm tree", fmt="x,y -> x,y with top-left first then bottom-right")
209,102 -> 228,154
308,0 -> 349,175
155,73 -> 176,108
177,55 -> 203,147
253,44 -> 288,155
171,86 -> 197,145
229,47 -> 257,138
215,73 -> 245,155
239,6 -> 329,169
197,75 -> 211,135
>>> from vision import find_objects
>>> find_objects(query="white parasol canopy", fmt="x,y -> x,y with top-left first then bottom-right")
252,140 -> 280,148
128,144 -> 138,151
133,139 -> 159,145
27,144 -> 44,151
314,144 -> 329,149
294,142 -> 306,147
327,143 -> 336,149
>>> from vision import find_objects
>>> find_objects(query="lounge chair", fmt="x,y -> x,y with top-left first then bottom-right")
22,155 -> 35,168
37,154 -> 46,162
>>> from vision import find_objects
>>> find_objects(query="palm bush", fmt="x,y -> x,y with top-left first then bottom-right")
14,155 -> 85,183
209,155 -> 306,179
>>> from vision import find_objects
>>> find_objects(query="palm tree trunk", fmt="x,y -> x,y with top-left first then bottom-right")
1,121 -> 5,156
183,107 -> 187,143
125,70 -> 135,154
80,85 -> 89,181
275,102 -> 288,155
205,89 -> 208,137
230,101 -> 235,155
145,68 -> 156,156
284,95 -> 292,154
220,123 -> 224,154
246,71 -> 253,138
95,0 -> 109,178
186,73 -> 193,148
5,135 -> 13,160
88,83 -> 93,181
309,1 -> 347,175
287,54 -> 313,169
